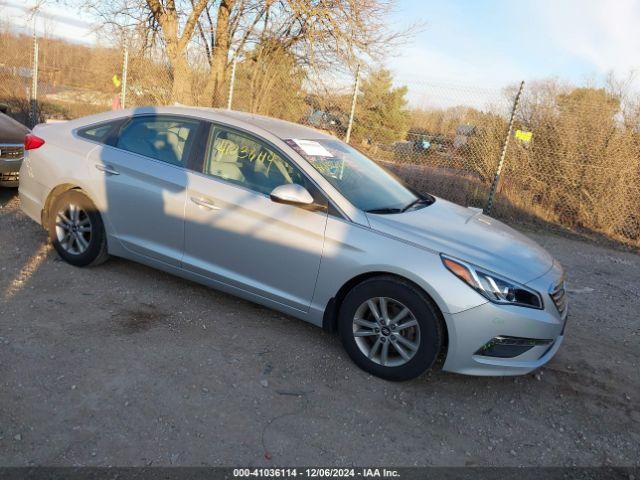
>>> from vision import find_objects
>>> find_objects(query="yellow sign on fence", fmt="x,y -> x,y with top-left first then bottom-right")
515,130 -> 533,142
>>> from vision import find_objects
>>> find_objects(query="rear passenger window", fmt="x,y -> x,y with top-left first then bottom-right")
77,122 -> 118,143
115,116 -> 200,167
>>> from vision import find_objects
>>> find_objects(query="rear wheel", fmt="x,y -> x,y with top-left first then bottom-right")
338,276 -> 443,381
48,190 -> 108,267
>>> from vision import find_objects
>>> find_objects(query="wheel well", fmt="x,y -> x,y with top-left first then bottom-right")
42,184 -> 83,226
323,272 -> 450,363
322,272 -> 449,348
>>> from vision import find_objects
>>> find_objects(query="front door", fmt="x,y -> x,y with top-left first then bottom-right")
182,123 -> 328,311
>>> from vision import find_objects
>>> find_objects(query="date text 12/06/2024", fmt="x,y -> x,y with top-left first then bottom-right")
233,468 -> 401,478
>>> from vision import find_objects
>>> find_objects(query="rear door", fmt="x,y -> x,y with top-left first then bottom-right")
182,123 -> 328,311
85,115 -> 202,266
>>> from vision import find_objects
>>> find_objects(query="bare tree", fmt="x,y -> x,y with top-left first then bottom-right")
148,0 -> 210,103
77,0 -> 418,106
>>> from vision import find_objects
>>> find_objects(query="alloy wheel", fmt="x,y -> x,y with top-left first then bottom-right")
55,203 -> 92,255
352,297 -> 421,367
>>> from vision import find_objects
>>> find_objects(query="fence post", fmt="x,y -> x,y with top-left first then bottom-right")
30,30 -> 39,127
227,57 -> 237,111
484,80 -> 525,215
344,63 -> 361,144
120,45 -> 128,109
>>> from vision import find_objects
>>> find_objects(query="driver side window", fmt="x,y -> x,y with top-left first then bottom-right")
203,125 -> 307,196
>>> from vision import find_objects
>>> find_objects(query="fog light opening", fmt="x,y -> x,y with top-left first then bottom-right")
475,336 -> 553,358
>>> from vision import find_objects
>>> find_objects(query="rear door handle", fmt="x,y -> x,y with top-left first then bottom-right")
190,196 -> 221,210
95,164 -> 120,175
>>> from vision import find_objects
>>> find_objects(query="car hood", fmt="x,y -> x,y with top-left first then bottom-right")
366,197 -> 554,283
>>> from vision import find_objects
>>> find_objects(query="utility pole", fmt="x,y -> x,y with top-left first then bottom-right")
120,45 -> 128,109
344,64 -> 361,144
484,80 -> 525,216
227,57 -> 237,110
30,15 -> 39,127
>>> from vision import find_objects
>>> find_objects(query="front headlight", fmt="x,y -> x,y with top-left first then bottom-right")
441,254 -> 543,309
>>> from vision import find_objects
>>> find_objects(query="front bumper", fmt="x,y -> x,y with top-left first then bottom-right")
442,263 -> 568,376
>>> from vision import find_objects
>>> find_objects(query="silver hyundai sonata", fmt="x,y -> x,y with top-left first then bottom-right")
19,106 -> 568,380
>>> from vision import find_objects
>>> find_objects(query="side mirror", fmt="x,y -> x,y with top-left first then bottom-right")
270,183 -> 314,207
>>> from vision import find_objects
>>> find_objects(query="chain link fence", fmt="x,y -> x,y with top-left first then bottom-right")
1,20 -> 639,250
0,29 -> 34,126
36,36 -> 122,121
494,85 -> 640,247
364,77 -> 517,212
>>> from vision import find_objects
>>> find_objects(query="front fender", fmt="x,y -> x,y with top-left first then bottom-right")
308,217 -> 487,327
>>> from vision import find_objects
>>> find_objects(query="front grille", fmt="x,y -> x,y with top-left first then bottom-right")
549,280 -> 567,314
0,145 -> 24,161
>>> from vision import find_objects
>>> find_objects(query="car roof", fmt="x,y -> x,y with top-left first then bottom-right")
210,109 -> 334,141
71,106 -> 335,142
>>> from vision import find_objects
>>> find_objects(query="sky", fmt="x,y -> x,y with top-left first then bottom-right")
2,0 -> 639,109
387,0 -> 640,107
0,0 -> 97,44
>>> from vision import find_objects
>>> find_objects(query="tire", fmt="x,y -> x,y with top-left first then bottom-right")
47,189 -> 109,267
338,276 -> 443,381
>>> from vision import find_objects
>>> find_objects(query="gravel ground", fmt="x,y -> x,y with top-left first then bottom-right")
0,188 -> 638,467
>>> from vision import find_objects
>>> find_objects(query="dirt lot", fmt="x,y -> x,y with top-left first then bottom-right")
0,188 -> 638,467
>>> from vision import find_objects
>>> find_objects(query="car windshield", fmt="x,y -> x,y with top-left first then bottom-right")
285,138 -> 429,213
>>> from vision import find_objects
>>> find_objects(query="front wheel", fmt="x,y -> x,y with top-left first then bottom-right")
48,189 -> 109,267
338,276 -> 443,381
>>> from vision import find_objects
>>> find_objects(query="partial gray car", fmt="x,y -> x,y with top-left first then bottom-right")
0,110 -> 30,187
18,106 -> 568,380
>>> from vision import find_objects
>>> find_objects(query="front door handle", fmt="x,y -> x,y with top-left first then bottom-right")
95,164 -> 120,175
190,196 -> 221,211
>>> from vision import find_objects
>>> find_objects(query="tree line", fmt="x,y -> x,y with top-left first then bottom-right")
1,0 -> 639,246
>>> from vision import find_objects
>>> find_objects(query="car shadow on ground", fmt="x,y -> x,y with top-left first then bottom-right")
0,186 -> 17,206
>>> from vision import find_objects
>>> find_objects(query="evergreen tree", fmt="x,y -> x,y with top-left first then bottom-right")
353,69 -> 409,144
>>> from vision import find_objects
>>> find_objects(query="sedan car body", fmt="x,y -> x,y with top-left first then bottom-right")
19,106 -> 568,380
0,111 -> 30,187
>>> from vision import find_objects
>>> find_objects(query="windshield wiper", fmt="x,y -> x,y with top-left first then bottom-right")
401,196 -> 433,212
365,207 -> 404,214
366,196 -> 435,215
